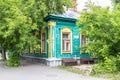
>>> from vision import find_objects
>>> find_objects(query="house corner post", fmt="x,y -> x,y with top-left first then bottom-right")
48,21 -> 56,58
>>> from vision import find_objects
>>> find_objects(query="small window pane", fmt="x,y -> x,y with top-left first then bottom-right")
63,34 -> 69,39
62,32 -> 71,52
42,33 -> 46,52
81,35 -> 88,47
66,41 -> 70,51
42,33 -> 45,40
62,40 -> 65,51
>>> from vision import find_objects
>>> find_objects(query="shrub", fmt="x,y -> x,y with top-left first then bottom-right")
77,2 -> 120,74
7,52 -> 21,67
93,56 -> 120,74
116,56 -> 120,71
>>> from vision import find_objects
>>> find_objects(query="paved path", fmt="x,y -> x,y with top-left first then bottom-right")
0,60 -> 107,80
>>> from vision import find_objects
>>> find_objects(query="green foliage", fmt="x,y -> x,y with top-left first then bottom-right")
0,0 -> 38,53
77,3 -> 120,72
91,67 -> 120,80
93,57 -> 119,73
0,0 -> 74,62
112,0 -> 120,4
7,52 -> 21,67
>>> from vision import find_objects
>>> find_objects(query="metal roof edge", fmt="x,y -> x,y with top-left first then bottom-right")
44,15 -> 77,22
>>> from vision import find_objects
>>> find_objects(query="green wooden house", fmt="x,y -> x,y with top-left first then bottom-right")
24,10 -> 91,66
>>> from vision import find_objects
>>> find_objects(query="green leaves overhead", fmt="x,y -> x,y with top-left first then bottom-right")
0,0 -> 74,52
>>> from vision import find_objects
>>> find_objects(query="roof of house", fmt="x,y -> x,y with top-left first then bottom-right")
45,10 -> 80,22
51,10 -> 79,19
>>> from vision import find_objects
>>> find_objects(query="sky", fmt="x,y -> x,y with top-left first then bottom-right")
77,0 -> 112,11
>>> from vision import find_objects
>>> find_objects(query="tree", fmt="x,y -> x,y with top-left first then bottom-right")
112,0 -> 120,4
0,0 -> 74,65
77,4 -> 120,72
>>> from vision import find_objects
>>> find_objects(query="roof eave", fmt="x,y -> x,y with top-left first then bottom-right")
44,15 -> 77,22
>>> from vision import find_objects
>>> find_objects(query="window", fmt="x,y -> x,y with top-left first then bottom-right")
35,31 -> 40,53
80,34 -> 89,47
61,28 -> 72,53
41,30 -> 46,53
62,32 -> 71,52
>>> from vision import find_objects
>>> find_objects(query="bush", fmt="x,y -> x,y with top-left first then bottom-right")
7,52 -> 21,67
116,56 -> 120,71
93,56 -> 120,74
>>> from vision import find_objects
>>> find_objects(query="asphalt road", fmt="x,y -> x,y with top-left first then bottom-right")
0,60 -> 107,80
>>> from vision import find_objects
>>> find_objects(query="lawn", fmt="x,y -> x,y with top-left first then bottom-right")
58,65 -> 120,80
91,72 -> 120,80
58,66 -> 85,74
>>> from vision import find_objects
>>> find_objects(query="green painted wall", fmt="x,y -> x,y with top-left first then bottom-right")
47,16 -> 91,59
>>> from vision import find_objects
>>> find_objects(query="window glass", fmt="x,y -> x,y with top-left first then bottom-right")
62,32 -> 71,52
42,33 -> 46,52
63,34 -> 69,39
81,35 -> 89,47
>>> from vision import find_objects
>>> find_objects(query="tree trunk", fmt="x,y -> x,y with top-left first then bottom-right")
2,48 -> 6,60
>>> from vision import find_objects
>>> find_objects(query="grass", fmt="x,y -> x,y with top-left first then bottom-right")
58,66 -> 85,75
91,72 -> 120,80
58,65 -> 120,80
